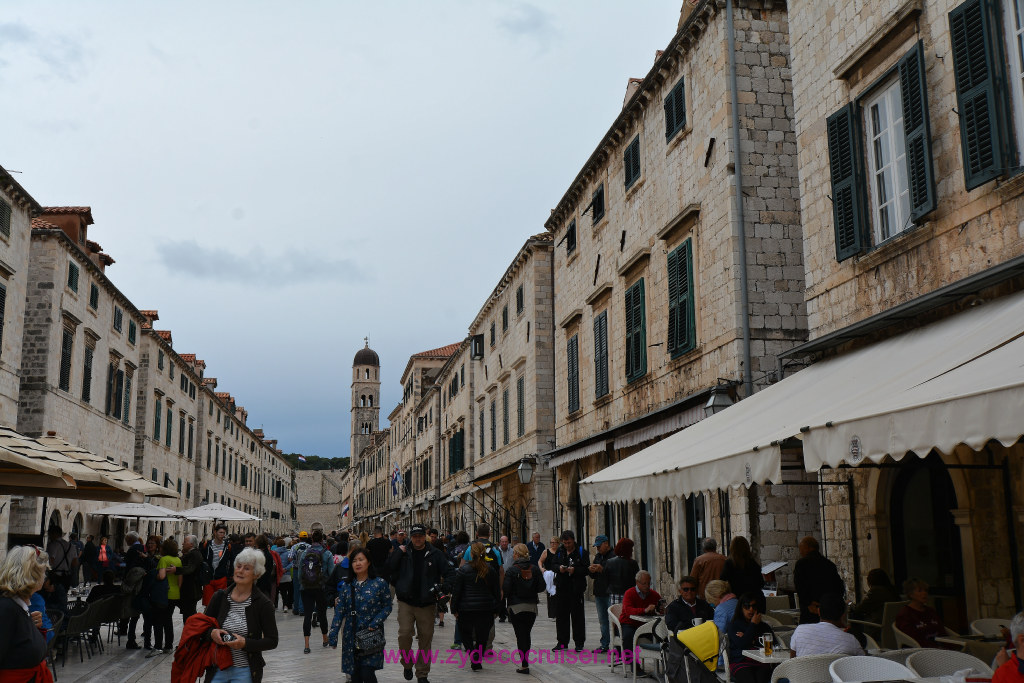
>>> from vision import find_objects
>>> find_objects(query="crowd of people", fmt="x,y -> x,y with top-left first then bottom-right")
1,525 -> 1019,683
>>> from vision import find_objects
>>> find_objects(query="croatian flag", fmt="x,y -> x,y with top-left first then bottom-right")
391,463 -> 402,497
342,503 -> 350,517
298,455 -> 307,463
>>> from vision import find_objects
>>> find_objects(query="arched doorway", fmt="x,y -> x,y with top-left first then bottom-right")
47,510 -> 62,534
71,513 -> 84,539
890,453 -> 965,624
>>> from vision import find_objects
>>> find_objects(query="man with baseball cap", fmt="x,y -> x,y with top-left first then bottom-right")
387,524 -> 455,683
589,534 -> 614,652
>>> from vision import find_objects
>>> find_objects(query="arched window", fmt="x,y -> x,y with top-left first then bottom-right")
365,369 -> 370,379
368,395 -> 373,407
360,395 -> 366,407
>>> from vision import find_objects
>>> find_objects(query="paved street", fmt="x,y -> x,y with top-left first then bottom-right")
57,598 -> 635,683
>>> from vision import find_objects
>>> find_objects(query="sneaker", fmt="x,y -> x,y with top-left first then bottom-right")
437,621 -> 444,628
145,650 -> 161,659
516,668 -> 530,675
595,646 -> 609,653
303,647 -> 311,654
470,663 -> 482,671
404,667 -> 414,681
575,646 -> 585,652
417,678 -> 430,683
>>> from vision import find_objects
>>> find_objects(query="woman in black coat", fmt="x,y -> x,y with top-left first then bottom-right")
452,542 -> 500,671
0,546 -> 52,682
502,544 -> 546,674
720,536 -> 764,597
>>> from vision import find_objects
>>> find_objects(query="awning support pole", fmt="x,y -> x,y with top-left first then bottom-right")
39,496 -> 48,544
846,477 -> 862,603
1003,457 -> 1022,611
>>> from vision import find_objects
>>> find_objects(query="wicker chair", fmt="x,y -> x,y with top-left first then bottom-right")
632,618 -> 665,683
906,649 -> 993,677
872,648 -> 925,665
45,611 -> 64,681
765,595 -> 790,612
828,655 -> 913,683
57,603 -> 94,666
970,618 -> 1010,638
891,623 -> 920,649
770,653 -> 845,683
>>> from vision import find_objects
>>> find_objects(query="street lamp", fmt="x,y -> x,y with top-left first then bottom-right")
517,458 -> 534,485
704,381 -> 735,417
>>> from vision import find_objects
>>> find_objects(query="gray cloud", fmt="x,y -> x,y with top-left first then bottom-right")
158,239 -> 368,285
0,21 -> 89,82
497,3 -> 557,50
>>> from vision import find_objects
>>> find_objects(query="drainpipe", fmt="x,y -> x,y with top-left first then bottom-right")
727,0 -> 754,398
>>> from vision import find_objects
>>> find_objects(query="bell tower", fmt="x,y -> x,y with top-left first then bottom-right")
351,338 -> 380,467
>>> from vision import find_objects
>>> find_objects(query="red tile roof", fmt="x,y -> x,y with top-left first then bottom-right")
139,310 -> 159,320
179,353 -> 196,362
86,239 -> 102,253
41,207 -> 94,224
412,342 -> 461,359
31,218 -> 60,230
155,330 -> 172,343
202,378 -> 217,386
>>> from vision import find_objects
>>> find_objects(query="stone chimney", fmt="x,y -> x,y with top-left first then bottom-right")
139,310 -> 159,329
39,207 -> 93,246
623,78 -> 644,108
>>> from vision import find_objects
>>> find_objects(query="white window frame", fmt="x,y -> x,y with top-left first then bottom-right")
1003,0 -> 1024,161
863,79 -> 912,244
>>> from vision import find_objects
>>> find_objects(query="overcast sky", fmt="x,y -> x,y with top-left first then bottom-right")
2,1 -> 684,458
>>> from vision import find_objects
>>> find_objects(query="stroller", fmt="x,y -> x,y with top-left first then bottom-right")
663,621 -> 723,683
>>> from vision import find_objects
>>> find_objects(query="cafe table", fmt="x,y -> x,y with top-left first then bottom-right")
741,648 -> 792,664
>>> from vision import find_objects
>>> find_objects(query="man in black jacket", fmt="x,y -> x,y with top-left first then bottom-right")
589,535 -> 614,652
387,524 -> 455,683
665,575 -> 715,632
794,536 -> 845,624
553,530 -> 590,651
178,534 -> 205,620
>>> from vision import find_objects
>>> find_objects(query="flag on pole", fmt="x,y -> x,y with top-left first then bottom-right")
391,463 -> 402,497
342,503 -> 350,517
298,455 -> 307,463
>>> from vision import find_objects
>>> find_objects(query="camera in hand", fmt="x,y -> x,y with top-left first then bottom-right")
430,583 -> 450,613
221,632 -> 236,643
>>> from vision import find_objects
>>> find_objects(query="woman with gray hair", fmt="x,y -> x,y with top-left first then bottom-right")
201,547 -> 279,682
0,546 -> 53,681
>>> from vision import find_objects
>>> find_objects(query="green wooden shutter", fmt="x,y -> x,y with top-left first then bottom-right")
67,263 -> 79,292
899,41 -> 937,220
567,334 -> 579,413
594,311 -> 609,398
517,376 -> 525,437
0,200 -> 10,238
950,0 -> 1015,190
667,248 -> 681,354
59,329 -> 73,391
668,241 -> 696,357
626,280 -> 647,381
122,373 -> 132,425
81,346 -> 93,403
664,79 -> 686,141
827,103 -> 867,261
0,284 -> 6,356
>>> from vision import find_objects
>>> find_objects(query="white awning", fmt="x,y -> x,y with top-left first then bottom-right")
613,404 -> 706,450
548,440 -> 606,468
580,290 -> 1024,505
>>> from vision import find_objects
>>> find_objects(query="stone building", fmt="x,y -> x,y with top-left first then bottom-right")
351,429 -> 393,532
12,208 -> 160,542
774,0 -> 1024,623
351,340 -> 381,463
0,168 -> 37,427
295,468 -> 349,533
546,0 -> 809,589
434,234 -> 556,541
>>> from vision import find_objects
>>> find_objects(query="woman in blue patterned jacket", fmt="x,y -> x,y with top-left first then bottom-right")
329,547 -> 392,683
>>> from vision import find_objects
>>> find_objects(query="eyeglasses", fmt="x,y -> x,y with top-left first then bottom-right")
680,587 -> 697,592
741,602 -> 757,609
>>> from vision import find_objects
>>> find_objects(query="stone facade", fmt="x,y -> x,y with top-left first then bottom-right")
0,170 -> 36,426
785,0 -> 1024,622
295,469 -> 349,533
544,0 -> 807,588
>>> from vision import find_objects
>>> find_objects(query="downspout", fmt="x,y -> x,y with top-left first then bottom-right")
727,0 -> 754,397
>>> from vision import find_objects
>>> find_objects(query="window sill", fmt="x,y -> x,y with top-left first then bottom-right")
667,344 -> 701,369
665,125 -> 692,155
567,407 -> 583,421
854,220 -> 934,272
593,393 -> 612,409
995,167 -> 1024,200
625,176 -> 646,201
591,215 -> 608,235
566,250 -> 579,266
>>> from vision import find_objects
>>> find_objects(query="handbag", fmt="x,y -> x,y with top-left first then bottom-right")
350,581 -> 385,657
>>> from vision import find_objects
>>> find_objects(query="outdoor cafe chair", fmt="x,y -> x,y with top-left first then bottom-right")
871,648 -> 924,665
633,617 -> 666,683
609,604 -> 627,677
906,649 -> 993,677
970,618 -> 1010,638
770,653 -> 846,683
828,655 -> 913,683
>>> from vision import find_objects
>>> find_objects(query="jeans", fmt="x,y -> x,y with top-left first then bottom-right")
153,600 -> 179,650
595,595 -> 611,649
508,609 -> 537,665
211,666 -> 253,683
459,610 -> 494,662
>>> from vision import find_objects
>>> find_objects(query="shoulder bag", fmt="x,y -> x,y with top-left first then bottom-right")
350,581 -> 385,657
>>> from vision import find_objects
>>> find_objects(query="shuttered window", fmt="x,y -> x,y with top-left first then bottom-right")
490,400 -> 497,452
667,241 -> 696,358
828,103 -> 868,261
113,306 -> 123,332
179,416 -> 186,454
122,371 -> 131,425
950,0 -> 1015,190
516,285 -> 525,315
665,78 -> 686,141
502,305 -> 509,332
502,387 -> 510,445
517,376 -> 525,437
166,407 -> 172,447
59,328 -> 73,391
479,408 -> 485,456
0,199 -> 10,238
188,423 -> 194,460
81,346 -> 93,403
567,334 -> 580,413
594,311 -> 609,398
625,279 -> 648,382
67,262 -> 79,293
89,283 -> 99,309
566,220 -> 577,256
899,41 -> 937,221
591,185 -> 605,224
112,369 -> 124,419
0,284 -> 6,357
624,136 -> 641,189
128,320 -> 137,345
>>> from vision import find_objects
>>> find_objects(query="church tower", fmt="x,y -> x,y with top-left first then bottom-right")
351,338 -> 380,467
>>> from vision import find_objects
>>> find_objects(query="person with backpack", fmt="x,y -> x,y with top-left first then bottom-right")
298,529 -> 334,653
502,543 -> 546,674
451,542 -> 501,672
178,534 -> 207,621
290,533 -> 311,616
274,537 -> 294,613
387,524 -> 456,683
553,529 -> 590,652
